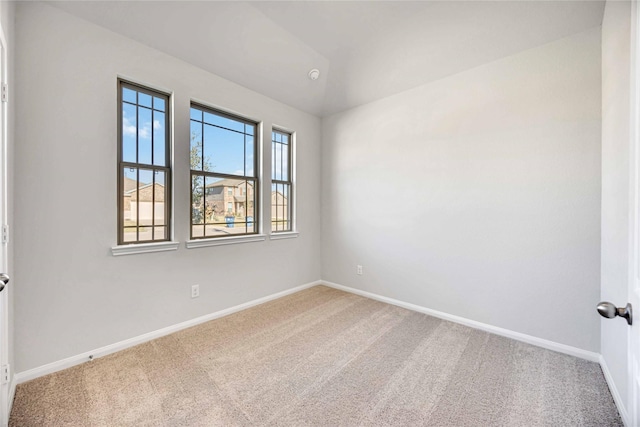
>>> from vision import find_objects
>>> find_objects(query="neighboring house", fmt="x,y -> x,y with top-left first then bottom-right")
203,178 -> 254,218
271,190 -> 288,221
126,182 -> 165,223
122,177 -> 137,220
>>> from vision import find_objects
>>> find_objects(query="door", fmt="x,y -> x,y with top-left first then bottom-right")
630,2 -> 640,424
0,16 -> 8,426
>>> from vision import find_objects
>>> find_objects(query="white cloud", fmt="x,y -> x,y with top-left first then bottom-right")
139,126 -> 150,139
122,111 -> 152,139
122,115 -> 137,137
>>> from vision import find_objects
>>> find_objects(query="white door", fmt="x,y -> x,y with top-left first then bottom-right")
0,26 -> 7,427
0,20 -> 8,426
630,3 -> 640,425
0,9 -> 10,425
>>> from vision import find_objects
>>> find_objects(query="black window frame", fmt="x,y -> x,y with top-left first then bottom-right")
117,80 -> 172,245
271,128 -> 293,233
189,103 -> 260,240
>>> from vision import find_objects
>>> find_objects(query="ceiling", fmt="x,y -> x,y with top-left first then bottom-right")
49,1 -> 605,117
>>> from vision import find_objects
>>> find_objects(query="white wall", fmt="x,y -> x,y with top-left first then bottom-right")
322,28 -> 602,352
14,2 -> 321,373
601,0 -> 631,414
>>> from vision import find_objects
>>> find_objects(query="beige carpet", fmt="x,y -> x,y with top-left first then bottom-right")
10,285 -> 622,426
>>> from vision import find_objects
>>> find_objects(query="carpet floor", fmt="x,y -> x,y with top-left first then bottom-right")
10,285 -> 622,426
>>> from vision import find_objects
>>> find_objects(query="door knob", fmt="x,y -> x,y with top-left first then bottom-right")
0,273 -> 8,293
597,301 -> 632,325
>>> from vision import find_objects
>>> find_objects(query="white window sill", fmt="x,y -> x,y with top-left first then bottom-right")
111,241 -> 180,256
269,231 -> 299,240
185,234 -> 266,249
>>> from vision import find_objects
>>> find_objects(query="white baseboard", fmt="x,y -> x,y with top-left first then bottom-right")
14,280 -> 322,385
600,355 -> 630,427
321,281 -> 600,363
11,279 -> 603,385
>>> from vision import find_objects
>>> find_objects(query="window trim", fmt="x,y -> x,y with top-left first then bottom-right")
269,231 -> 299,240
185,234 -> 267,249
117,79 -> 173,246
271,128 -> 294,233
111,241 -> 179,256
189,102 -> 260,240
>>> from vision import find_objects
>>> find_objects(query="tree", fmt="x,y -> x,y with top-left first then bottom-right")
190,131 -> 213,223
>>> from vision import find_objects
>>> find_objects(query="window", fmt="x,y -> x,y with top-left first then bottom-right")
118,81 -> 171,244
271,129 -> 293,232
190,104 -> 258,238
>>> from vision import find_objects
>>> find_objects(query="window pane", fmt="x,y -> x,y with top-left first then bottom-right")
272,183 -> 279,232
190,120 -> 203,172
137,169 -> 154,226
138,92 -> 152,108
276,183 -> 284,225
138,225 -> 153,242
122,103 -> 137,163
154,171 -> 166,225
283,183 -> 290,231
122,166 -> 167,242
246,180 -> 255,218
274,143 -> 283,181
282,142 -> 289,181
205,176 -> 226,224
192,174 -> 204,225
153,227 -> 166,240
204,225 -> 233,238
204,124 -> 245,176
196,179 -> 256,238
271,184 -> 291,231
138,107 -> 152,165
153,97 -> 165,112
272,141 -> 277,181
123,167 -> 138,230
153,111 -> 166,167
245,135 -> 254,177
192,225 -> 205,238
123,227 -> 137,242
123,88 -> 137,104
190,107 -> 202,122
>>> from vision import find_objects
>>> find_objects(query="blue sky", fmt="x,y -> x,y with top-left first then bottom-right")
122,87 -> 167,185
190,107 -> 255,177
123,88 -> 285,186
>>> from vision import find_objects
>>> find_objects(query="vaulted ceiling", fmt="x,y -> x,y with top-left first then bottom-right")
49,1 -> 605,117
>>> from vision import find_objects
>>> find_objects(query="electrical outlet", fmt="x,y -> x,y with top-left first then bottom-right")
357,265 -> 363,275
191,284 -> 200,298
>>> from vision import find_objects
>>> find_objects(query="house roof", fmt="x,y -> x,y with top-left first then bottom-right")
125,182 -> 164,195
123,177 -> 138,193
206,179 -> 253,188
